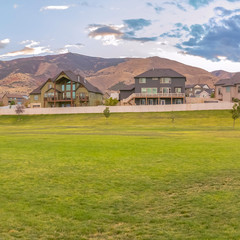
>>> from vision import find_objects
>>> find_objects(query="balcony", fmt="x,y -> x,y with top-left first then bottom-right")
134,93 -> 185,98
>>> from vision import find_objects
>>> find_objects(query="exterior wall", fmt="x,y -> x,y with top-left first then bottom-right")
134,77 -> 185,94
215,85 -> 223,100
76,86 -> 89,106
119,89 -> 135,100
222,86 -> 235,102
2,95 -> 8,106
29,94 -> 41,108
0,102 -> 234,115
88,92 -> 103,106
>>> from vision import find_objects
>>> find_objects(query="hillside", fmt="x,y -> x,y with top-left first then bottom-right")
211,70 -> 235,79
0,53 -> 219,94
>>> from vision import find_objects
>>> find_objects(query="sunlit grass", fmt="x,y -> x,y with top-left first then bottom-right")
0,110 -> 240,239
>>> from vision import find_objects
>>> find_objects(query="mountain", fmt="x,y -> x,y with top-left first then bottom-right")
0,52 -> 219,94
211,70 -> 235,79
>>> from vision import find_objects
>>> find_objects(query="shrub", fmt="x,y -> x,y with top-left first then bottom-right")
104,97 -> 118,106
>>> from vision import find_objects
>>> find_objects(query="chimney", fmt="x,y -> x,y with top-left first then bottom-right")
78,75 -> 80,82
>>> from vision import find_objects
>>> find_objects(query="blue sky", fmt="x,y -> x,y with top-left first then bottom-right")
1,0 -> 240,72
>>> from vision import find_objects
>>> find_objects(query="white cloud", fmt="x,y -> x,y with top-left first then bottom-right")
13,4 -> 18,9
40,5 -> 70,11
20,40 -> 40,48
0,38 -> 10,48
64,43 -> 84,49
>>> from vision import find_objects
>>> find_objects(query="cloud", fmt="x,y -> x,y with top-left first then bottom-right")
64,43 -> 84,49
164,2 -> 186,11
0,39 -> 10,49
188,0 -> 240,9
13,4 -> 18,9
146,2 -> 165,13
176,14 -> 240,61
40,5 -> 70,11
0,40 -> 52,58
123,19 -> 152,31
214,6 -> 240,16
88,19 -> 158,45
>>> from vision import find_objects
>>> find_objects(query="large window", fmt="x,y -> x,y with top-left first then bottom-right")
160,87 -> 171,93
62,85 -> 65,91
175,99 -> 182,104
160,78 -> 171,84
175,87 -> 182,93
141,88 -> 157,94
66,84 -> 71,91
139,78 -> 146,83
226,86 -> 230,92
140,99 -> 146,105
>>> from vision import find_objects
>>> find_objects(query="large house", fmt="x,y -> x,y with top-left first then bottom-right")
119,68 -> 186,105
29,70 -> 103,108
0,93 -> 27,106
215,73 -> 240,102
185,84 -> 212,97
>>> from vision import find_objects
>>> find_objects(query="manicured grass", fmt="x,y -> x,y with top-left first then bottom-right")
0,110 -> 240,239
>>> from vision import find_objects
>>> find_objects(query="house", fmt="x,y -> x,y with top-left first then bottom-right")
119,68 -> 186,105
198,89 -> 214,98
1,93 -> 27,106
215,73 -> 240,102
185,84 -> 211,97
29,70 -> 103,108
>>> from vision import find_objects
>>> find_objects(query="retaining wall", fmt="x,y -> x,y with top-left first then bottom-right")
0,102 -> 234,115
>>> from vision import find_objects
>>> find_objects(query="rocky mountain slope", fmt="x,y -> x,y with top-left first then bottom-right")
211,70 -> 235,79
0,52 -> 220,94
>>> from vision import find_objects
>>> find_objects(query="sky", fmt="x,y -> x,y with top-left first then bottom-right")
1,0 -> 240,72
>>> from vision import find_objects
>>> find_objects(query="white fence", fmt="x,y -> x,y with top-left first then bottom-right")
0,102 -> 234,115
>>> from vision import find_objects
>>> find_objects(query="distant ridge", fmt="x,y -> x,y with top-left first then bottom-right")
0,52 -> 219,94
211,70 -> 235,79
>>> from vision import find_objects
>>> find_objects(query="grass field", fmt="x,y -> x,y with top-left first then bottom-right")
1,110 -> 240,239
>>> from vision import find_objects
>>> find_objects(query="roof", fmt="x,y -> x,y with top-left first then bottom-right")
186,84 -> 209,89
214,78 -> 231,86
119,84 -> 135,91
53,70 -> 102,94
30,70 -> 102,95
4,93 -> 26,99
135,68 -> 186,79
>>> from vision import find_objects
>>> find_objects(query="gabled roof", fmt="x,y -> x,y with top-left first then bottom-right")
30,70 -> 102,95
52,70 -> 102,94
186,84 -> 210,89
135,68 -> 186,79
119,84 -> 135,91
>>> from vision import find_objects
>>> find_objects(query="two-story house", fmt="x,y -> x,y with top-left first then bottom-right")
29,70 -> 103,108
185,84 -> 212,97
119,68 -> 186,105
215,73 -> 240,102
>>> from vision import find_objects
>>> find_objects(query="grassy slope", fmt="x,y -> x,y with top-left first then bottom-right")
0,111 -> 240,239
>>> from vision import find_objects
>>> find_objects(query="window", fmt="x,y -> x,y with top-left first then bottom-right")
79,92 -> 86,98
152,77 -> 158,80
49,84 -> 52,89
72,84 -> 76,91
238,86 -> 240,93
160,77 -> 171,84
72,92 -> 76,99
141,88 -> 157,94
66,92 -> 71,98
62,85 -> 65,91
160,87 -> 171,93
139,78 -> 146,83
218,88 -> 222,95
175,99 -> 182,104
66,84 -> 71,91
141,88 -> 147,93
175,87 -> 182,93
226,86 -> 230,92
140,99 -> 146,105
34,95 -> 39,100
148,99 -> 154,105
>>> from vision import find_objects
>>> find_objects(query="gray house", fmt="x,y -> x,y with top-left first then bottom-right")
120,68 -> 186,105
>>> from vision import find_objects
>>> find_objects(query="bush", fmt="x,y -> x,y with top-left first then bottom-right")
104,97 -> 118,106
103,107 -> 110,118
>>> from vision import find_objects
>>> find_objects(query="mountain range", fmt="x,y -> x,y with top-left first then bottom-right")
0,52 -> 235,94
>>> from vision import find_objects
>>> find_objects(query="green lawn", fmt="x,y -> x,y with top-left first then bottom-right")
0,111 -> 240,239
